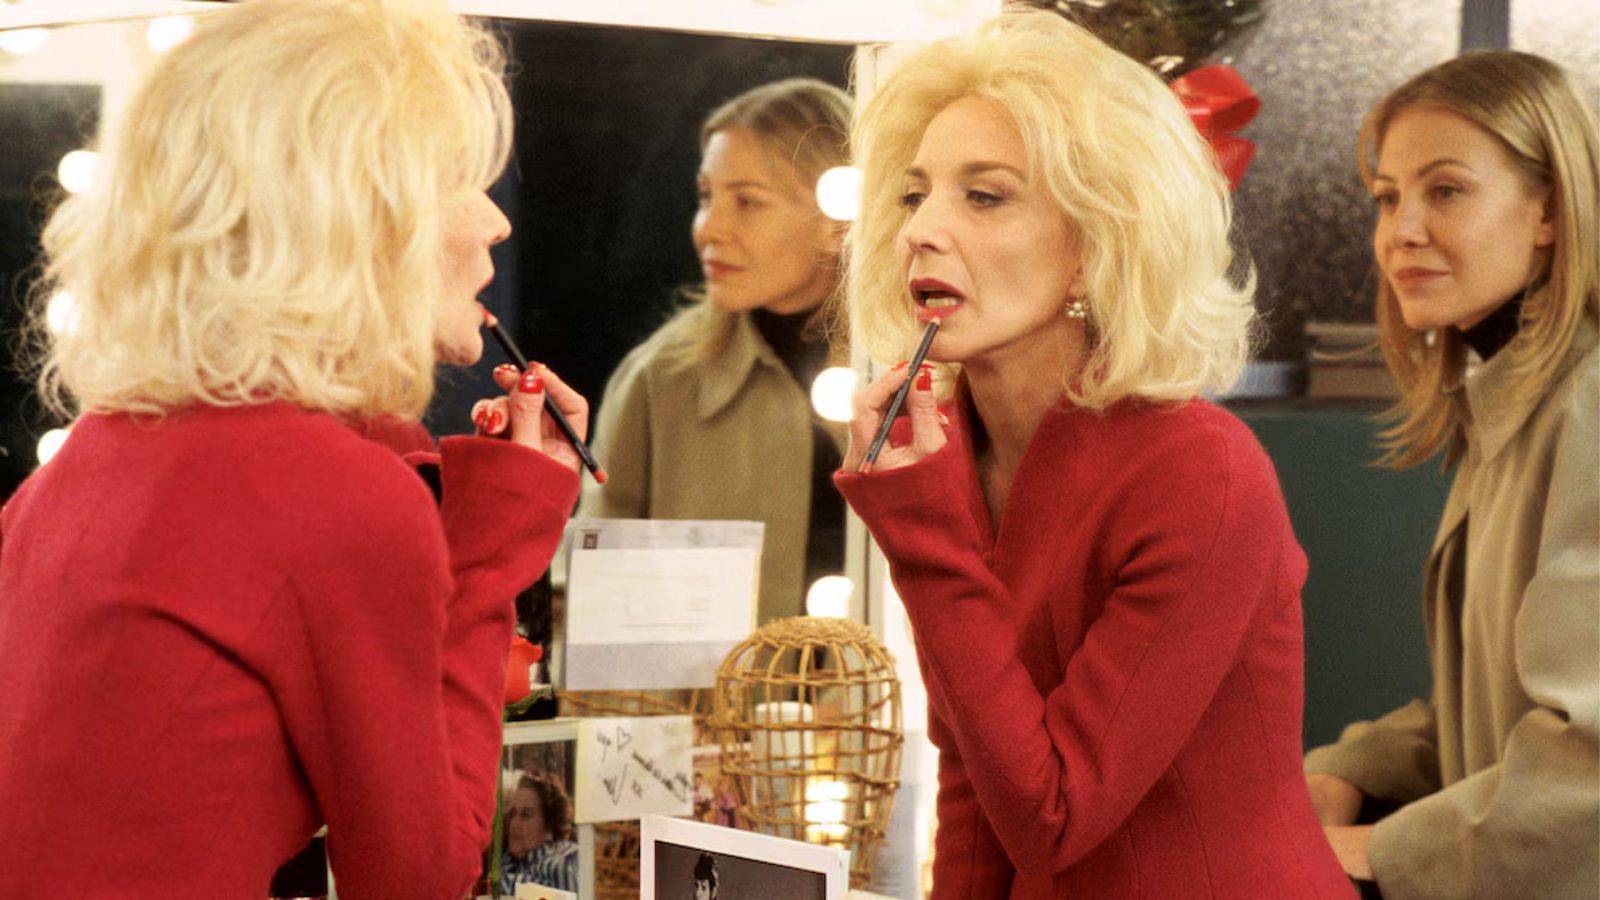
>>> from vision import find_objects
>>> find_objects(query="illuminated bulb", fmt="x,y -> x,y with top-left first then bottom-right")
810,366 -> 855,423
46,291 -> 77,336
804,800 -> 846,825
146,16 -> 194,53
815,166 -> 862,221
0,28 -> 50,56
36,427 -> 70,465
805,575 -> 852,618
56,150 -> 98,194
805,779 -> 849,803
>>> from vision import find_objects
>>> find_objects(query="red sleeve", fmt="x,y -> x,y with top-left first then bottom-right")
927,702 -> 1016,899
837,420 -> 1293,877
268,436 -> 578,900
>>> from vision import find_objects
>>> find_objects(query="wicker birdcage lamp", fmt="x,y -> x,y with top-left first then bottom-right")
711,616 -> 903,887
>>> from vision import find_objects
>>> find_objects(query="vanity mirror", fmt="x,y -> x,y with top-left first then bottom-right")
0,1 -> 989,619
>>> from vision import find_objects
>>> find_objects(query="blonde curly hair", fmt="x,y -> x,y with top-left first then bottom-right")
27,0 -> 513,420
848,9 -> 1256,409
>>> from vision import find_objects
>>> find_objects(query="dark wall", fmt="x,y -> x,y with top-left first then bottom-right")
0,83 -> 99,500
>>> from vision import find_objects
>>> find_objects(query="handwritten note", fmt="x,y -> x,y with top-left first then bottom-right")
574,716 -> 694,824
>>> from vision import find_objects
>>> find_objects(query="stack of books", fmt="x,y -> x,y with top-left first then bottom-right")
1303,320 -> 1398,401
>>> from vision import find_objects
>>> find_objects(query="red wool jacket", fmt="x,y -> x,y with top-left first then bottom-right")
0,403 -> 577,899
836,394 -> 1354,899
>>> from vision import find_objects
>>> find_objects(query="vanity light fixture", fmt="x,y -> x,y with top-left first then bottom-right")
809,365 -> 856,423
144,14 -> 192,51
0,26 -> 48,55
56,149 -> 98,194
35,427 -> 70,466
45,291 -> 78,337
815,165 -> 861,221
804,574 -> 853,618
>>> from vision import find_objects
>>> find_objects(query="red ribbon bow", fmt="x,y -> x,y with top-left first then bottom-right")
1171,64 -> 1260,192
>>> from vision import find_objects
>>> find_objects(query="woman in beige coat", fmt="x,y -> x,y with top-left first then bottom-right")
579,79 -> 851,625
1303,51 -> 1599,899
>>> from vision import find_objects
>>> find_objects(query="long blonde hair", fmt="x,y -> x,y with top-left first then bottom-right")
1363,51 -> 1600,468
848,9 -> 1256,408
27,0 -> 512,420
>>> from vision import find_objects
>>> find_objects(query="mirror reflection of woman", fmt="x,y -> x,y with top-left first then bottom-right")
0,1 -> 588,897
834,12 -> 1353,898
500,771 -> 580,894
580,78 -> 851,625
1304,50 -> 1599,898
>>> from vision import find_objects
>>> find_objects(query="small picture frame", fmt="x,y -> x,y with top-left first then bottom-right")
689,743 -> 746,831
492,719 -> 595,899
640,814 -> 848,900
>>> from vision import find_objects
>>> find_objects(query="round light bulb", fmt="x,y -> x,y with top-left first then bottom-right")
146,16 -> 195,53
809,366 -> 856,423
805,575 -> 852,619
0,28 -> 50,56
815,166 -> 862,221
56,150 -> 98,195
36,427 -> 71,466
46,291 -> 77,336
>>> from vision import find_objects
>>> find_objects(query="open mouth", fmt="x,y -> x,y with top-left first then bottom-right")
911,278 -> 965,319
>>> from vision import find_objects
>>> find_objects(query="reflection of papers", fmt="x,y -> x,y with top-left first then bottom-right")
567,548 -> 757,645
574,716 -> 693,824
562,519 -> 763,690
566,517 -> 764,551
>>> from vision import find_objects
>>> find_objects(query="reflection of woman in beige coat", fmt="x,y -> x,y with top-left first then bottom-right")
580,79 -> 850,625
1303,51 -> 1599,898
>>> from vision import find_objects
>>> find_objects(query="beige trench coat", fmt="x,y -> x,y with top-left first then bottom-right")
1305,319 -> 1600,899
578,306 -> 846,626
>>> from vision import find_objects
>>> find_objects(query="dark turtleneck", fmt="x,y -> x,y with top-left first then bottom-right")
750,306 -> 832,389
748,306 -> 846,594
1461,285 -> 1531,363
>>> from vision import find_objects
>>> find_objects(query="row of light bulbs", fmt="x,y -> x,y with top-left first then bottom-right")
0,14 -> 193,57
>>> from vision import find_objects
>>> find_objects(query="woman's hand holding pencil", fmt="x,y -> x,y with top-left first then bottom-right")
470,362 -> 592,475
843,319 -> 947,475
477,307 -> 607,482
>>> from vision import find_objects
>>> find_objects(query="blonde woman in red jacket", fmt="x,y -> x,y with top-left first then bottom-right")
0,1 -> 588,897
834,11 -> 1352,898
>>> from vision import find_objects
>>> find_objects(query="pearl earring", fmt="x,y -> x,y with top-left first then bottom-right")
1064,298 -> 1088,320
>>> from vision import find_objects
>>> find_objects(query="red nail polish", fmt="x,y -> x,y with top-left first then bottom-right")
495,363 -> 518,376
916,367 -> 932,391
518,371 -> 544,394
472,405 -> 487,428
892,361 -> 909,371
488,409 -> 504,432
